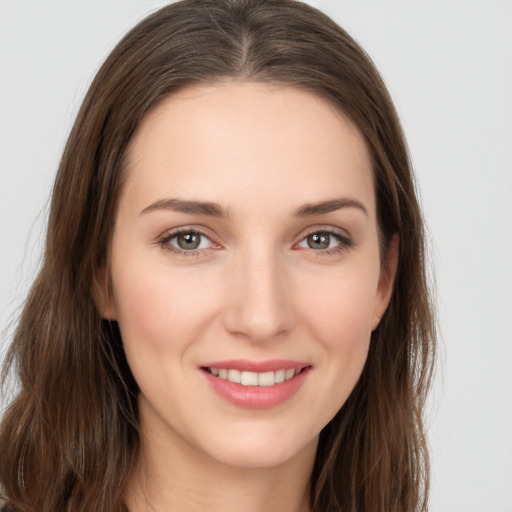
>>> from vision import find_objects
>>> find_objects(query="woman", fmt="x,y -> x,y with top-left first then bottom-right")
0,0 -> 435,511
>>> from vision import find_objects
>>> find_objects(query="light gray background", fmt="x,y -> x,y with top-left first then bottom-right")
1,1 -> 511,511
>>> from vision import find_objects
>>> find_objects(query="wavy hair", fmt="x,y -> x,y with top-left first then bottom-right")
0,1 -> 436,511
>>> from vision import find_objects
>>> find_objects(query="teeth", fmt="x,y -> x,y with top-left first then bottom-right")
274,369 -> 285,383
209,367 -> 299,386
240,371 -> 258,386
285,369 -> 295,380
227,369 -> 241,383
258,371 -> 275,386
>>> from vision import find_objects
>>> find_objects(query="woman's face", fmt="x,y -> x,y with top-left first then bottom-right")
101,82 -> 397,469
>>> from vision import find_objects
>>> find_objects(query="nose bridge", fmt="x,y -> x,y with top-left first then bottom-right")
224,240 -> 293,342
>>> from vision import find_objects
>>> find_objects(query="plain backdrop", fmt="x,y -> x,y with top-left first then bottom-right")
0,1 -> 511,511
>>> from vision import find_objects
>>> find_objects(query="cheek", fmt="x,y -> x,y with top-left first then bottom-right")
299,261 -> 379,343
109,261 -> 227,417
110,259 -> 222,359
298,264 -> 379,406
316,287 -> 373,382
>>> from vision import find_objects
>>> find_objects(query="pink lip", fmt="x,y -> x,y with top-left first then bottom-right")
201,359 -> 309,373
199,360 -> 312,409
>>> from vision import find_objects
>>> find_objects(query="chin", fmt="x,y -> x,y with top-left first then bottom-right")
200,428 -> 319,470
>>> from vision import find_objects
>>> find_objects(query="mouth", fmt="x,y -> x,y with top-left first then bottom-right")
202,366 -> 309,387
199,360 -> 311,408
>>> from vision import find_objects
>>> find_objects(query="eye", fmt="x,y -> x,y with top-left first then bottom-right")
297,230 -> 352,253
159,229 -> 215,254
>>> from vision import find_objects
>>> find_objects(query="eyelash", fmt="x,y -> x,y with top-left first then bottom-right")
300,230 -> 354,256
157,227 -> 353,257
158,227 -> 216,257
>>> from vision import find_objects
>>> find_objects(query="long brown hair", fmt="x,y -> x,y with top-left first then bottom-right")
0,1 -> 436,511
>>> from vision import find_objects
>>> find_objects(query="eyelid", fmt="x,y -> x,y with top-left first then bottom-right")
169,231 -> 213,249
296,225 -> 352,243
157,223 -> 223,244
294,225 -> 354,253
156,224 -> 353,257
157,226 -> 222,256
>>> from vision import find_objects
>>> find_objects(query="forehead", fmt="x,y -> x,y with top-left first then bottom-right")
122,82 -> 375,218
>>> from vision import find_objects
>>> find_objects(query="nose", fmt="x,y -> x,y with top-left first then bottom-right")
222,247 -> 294,343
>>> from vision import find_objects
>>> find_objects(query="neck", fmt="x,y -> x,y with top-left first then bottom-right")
123,401 -> 317,512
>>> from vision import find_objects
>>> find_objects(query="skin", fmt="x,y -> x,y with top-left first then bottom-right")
99,82 -> 398,512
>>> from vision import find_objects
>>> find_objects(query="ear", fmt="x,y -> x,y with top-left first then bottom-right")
371,233 -> 399,331
92,265 -> 117,321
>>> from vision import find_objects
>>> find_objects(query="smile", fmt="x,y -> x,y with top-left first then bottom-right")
200,360 -> 311,409
205,367 -> 301,387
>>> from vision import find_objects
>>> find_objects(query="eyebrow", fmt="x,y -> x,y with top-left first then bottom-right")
294,198 -> 368,217
139,197 -> 367,218
140,198 -> 226,217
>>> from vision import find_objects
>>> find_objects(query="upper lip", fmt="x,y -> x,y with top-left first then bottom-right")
200,359 -> 311,373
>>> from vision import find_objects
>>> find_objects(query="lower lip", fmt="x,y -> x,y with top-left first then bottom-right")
202,368 -> 311,409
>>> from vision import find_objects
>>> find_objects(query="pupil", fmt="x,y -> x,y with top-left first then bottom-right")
308,233 -> 329,249
178,232 -> 200,250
